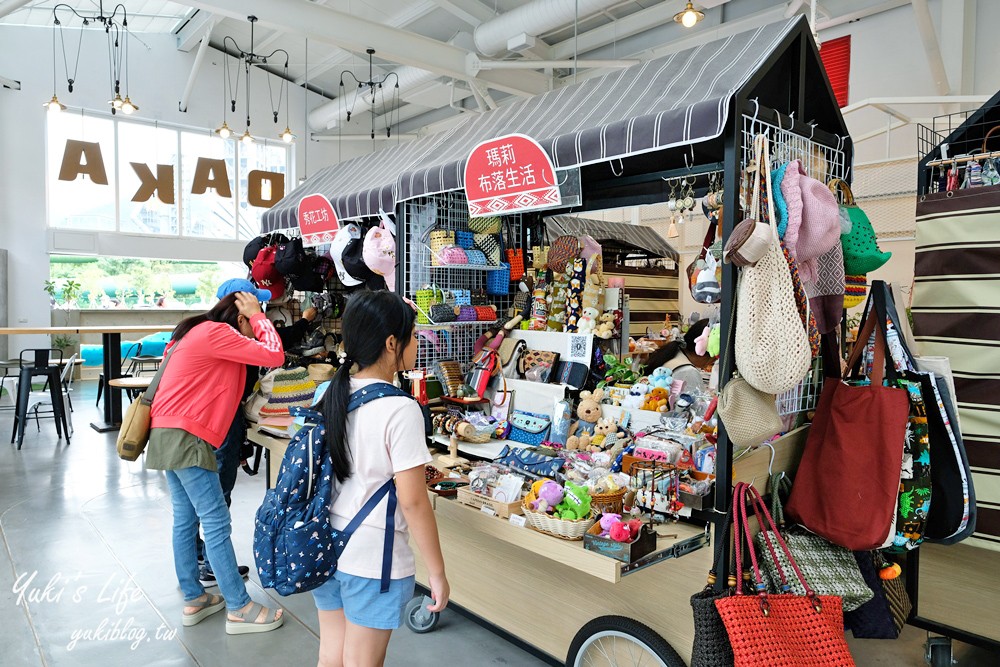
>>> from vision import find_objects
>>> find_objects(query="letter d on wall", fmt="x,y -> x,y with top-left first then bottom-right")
247,170 -> 285,208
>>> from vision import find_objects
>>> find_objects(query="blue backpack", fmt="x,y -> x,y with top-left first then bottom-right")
253,382 -> 413,596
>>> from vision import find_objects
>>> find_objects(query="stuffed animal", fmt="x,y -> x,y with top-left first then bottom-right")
566,388 -> 605,450
627,518 -> 642,539
546,270 -> 569,332
595,312 -> 615,339
530,480 -> 564,514
589,417 -> 616,448
641,386 -> 669,412
598,512 -> 622,537
609,521 -> 632,542
577,307 -> 599,335
650,366 -> 672,389
622,383 -> 649,410
555,481 -> 592,520
693,253 -> 722,304
581,260 -> 605,312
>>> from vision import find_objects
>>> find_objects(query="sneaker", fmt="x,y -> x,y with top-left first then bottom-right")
199,563 -> 250,586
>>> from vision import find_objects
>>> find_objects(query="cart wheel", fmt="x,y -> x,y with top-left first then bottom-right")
925,636 -> 953,667
404,596 -> 439,634
566,615 -> 684,667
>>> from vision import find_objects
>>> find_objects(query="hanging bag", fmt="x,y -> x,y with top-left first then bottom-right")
829,179 -> 891,275
687,219 -> 722,303
733,135 -> 812,395
844,551 -> 911,639
715,483 -> 855,667
547,234 -> 581,274
117,343 -> 179,461
784,289 -> 910,551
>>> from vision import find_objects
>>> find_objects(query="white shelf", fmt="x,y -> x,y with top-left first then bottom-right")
425,264 -> 508,272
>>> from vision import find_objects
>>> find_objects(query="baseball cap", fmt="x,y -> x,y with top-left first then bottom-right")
217,278 -> 272,303
250,246 -> 287,299
329,224 -> 363,287
363,223 -> 397,291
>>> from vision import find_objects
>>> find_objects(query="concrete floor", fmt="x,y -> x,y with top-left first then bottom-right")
0,380 -> 996,666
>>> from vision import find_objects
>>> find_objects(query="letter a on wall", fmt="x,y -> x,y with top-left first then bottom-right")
58,140 -> 109,185
131,163 -> 175,204
247,170 -> 285,208
191,158 -> 233,198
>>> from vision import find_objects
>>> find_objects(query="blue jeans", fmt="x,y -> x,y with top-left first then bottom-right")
196,412 -> 246,566
165,466 -> 252,610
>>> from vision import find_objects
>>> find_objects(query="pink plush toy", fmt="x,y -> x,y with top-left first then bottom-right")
530,481 -> 565,514
598,512 -> 622,537
609,522 -> 632,542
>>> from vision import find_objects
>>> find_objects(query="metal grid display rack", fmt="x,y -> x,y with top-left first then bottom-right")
400,191 -> 522,372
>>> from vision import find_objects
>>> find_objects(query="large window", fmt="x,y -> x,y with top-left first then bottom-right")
47,111 -> 291,239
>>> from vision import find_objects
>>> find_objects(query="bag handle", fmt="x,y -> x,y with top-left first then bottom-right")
844,287 -> 899,386
141,341 -> 180,406
827,178 -> 857,206
753,134 -> 778,245
983,126 -> 1000,154
872,281 -> 918,369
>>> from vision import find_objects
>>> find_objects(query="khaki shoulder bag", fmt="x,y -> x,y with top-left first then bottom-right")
117,343 -> 178,461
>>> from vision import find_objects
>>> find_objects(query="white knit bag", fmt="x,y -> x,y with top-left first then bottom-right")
734,135 -> 811,395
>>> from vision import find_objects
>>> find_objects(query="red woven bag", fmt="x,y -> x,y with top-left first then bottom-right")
473,305 -> 497,322
714,483 -> 855,667
507,248 -> 525,281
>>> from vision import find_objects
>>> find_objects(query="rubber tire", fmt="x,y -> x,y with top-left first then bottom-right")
928,641 -> 952,667
566,615 -> 685,667
404,596 -> 440,634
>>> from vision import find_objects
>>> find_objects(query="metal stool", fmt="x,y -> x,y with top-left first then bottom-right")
10,349 -> 71,449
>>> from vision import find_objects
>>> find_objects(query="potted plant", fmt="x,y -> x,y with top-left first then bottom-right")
44,278 -> 82,356
597,353 -> 643,389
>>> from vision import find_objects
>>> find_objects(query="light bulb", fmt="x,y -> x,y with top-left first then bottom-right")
121,97 -> 138,115
674,2 -> 704,28
240,129 -> 255,145
215,121 -> 232,139
280,127 -> 295,143
682,11 -> 698,28
110,94 -> 124,109
43,95 -> 66,113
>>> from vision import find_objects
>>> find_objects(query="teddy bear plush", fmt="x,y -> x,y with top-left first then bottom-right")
650,366 -> 673,389
641,386 -> 669,412
622,383 -> 649,410
566,388 -> 605,450
595,312 -> 615,339
577,307 -> 599,335
589,417 -> 616,448
555,481 -> 592,520
530,480 -> 564,514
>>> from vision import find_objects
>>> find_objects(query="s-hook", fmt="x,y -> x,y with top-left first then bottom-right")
610,158 -> 624,177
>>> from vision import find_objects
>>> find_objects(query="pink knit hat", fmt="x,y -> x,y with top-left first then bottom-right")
779,160 -> 841,282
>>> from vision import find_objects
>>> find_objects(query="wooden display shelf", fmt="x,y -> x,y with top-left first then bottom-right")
435,495 -> 705,584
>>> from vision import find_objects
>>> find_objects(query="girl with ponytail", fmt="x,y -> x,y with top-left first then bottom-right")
314,290 -> 448,667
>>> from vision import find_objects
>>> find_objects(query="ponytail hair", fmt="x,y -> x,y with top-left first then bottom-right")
323,290 -> 416,483
644,318 -> 711,371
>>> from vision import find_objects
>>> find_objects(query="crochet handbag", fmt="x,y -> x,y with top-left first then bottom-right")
507,248 -> 525,281
486,263 -> 511,295
715,483 -> 855,667
734,134 -> 812,395
756,473 -> 874,612
844,551 -> 911,639
474,234 -> 502,266
429,230 -> 455,266
456,230 -> 475,249
414,285 -> 443,325
829,179 -> 891,275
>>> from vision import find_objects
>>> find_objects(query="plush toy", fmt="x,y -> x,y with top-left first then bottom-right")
530,480 -> 565,514
622,383 -> 649,410
555,481 -> 592,520
564,258 -> 587,332
595,312 -> 615,339
566,389 -> 605,450
694,325 -> 711,356
581,259 -> 605,312
577,307 -> 599,335
609,522 -> 632,542
641,386 -> 669,412
693,253 -> 721,304
650,366 -> 672,389
627,518 -> 642,539
707,324 -> 721,358
598,512 -> 622,537
589,417 -> 615,448
546,270 -> 569,332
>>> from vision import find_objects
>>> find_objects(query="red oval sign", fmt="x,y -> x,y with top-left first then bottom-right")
297,194 -> 339,247
464,133 -> 562,217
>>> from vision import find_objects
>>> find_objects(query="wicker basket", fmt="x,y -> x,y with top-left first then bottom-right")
589,487 -> 627,517
522,491 -> 595,540
429,230 -> 455,266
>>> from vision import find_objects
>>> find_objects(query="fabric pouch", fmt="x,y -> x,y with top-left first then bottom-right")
506,411 -> 552,446
494,443 -> 562,476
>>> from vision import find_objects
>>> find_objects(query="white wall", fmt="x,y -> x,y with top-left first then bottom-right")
0,25 -> 371,351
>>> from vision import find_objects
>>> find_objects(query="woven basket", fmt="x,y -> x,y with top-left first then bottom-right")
522,491 -> 595,540
429,231 -> 455,266
589,487 -> 627,517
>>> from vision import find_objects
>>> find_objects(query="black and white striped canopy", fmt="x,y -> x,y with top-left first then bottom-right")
545,216 -> 678,261
262,16 -> 800,231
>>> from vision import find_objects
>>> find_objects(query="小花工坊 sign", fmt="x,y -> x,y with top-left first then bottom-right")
297,194 -> 339,247
463,134 -> 561,217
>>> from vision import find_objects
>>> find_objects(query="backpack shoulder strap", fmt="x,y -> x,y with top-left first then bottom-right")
346,383 -> 413,412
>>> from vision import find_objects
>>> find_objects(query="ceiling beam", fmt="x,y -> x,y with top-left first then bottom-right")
815,0 -> 909,31
0,0 -> 31,21
432,0 -> 497,27
176,10 -> 217,52
911,0 -> 951,96
547,0 -> 688,60
183,0 -> 547,96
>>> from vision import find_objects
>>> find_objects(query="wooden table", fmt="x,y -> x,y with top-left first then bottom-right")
108,376 -> 153,400
247,425 -> 291,489
0,325 -> 176,432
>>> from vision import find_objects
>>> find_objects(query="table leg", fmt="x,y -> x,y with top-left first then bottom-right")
91,332 -> 123,432
50,368 -> 70,444
15,368 -> 31,449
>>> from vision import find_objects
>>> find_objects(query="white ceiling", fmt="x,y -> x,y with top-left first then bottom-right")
0,0 -> 968,143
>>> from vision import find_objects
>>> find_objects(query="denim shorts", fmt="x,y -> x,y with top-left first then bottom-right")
311,570 -> 416,630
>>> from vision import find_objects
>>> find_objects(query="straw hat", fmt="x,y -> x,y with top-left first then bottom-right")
259,367 -> 315,418
307,363 -> 335,384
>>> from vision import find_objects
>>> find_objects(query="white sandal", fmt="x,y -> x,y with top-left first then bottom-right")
182,594 -> 226,627
226,601 -> 284,635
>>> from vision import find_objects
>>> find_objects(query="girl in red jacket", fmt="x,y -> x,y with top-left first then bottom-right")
148,291 -> 285,634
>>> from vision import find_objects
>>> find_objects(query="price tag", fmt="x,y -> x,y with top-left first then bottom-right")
480,505 -> 497,517
508,514 -> 527,528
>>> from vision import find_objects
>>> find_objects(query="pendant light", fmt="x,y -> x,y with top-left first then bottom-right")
674,2 -> 705,29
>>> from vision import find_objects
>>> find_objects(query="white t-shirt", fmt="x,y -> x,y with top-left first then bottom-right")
330,378 -> 432,580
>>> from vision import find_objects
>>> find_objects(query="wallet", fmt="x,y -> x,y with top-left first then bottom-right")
553,361 -> 589,389
519,349 -> 560,380
494,444 -> 563,478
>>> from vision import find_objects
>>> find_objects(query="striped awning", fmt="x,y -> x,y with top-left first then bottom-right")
545,216 -> 678,260
263,16 -> 801,231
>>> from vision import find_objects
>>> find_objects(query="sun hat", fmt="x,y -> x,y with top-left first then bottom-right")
259,367 -> 315,418
329,224 -> 363,287
250,246 -> 286,300
307,363 -> 335,384
217,278 -> 271,303
363,223 -> 397,291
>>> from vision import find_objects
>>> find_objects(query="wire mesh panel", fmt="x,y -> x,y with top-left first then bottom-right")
738,114 -> 847,419
400,192 -> 522,372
